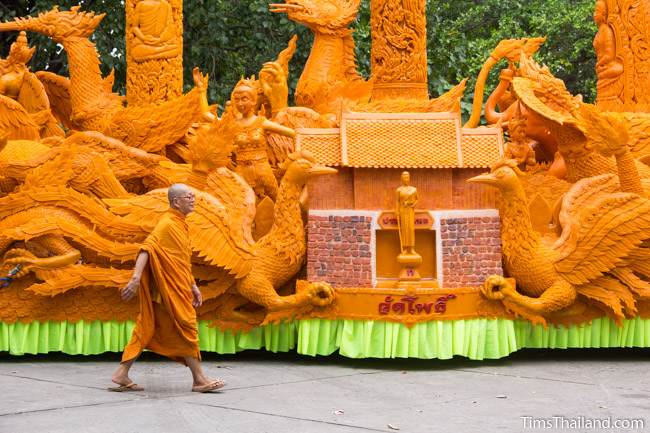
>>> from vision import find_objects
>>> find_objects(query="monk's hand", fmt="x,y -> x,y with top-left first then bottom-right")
121,277 -> 140,301
192,284 -> 203,308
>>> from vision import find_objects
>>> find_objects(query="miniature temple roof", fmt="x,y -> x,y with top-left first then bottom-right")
296,112 -> 504,169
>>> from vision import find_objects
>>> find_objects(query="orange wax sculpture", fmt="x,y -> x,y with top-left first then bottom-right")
0,0 -> 648,338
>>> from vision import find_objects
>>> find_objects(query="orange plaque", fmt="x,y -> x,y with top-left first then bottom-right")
378,211 -> 433,230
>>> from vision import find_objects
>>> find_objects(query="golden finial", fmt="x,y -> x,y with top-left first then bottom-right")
7,31 -> 35,66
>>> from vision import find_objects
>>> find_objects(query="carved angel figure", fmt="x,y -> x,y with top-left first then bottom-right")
504,107 -> 537,169
229,78 -> 296,202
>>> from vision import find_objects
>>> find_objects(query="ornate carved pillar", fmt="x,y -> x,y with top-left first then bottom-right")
370,0 -> 429,101
595,0 -> 650,112
125,0 -> 183,105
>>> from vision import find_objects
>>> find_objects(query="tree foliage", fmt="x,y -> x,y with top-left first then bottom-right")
1,0 -> 597,118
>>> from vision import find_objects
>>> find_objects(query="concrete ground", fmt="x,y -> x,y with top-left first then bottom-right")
0,349 -> 649,433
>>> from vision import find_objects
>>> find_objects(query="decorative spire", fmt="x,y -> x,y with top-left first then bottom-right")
7,31 -> 35,66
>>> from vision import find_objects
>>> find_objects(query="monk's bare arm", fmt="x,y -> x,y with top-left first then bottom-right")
191,282 -> 202,308
121,251 -> 150,301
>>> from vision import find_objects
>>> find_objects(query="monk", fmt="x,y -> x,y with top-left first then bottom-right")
110,183 -> 225,393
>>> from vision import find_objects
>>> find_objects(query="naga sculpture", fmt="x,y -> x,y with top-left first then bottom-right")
270,0 -> 468,116
470,159 -> 650,325
0,32 -> 64,140
0,6 -> 210,153
464,38 -> 564,175
512,54 -> 650,185
270,0 -> 373,114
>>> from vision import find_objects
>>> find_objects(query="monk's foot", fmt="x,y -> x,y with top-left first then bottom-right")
192,378 -> 226,393
111,367 -> 133,387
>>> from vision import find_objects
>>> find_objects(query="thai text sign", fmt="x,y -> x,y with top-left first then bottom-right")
378,211 -> 433,230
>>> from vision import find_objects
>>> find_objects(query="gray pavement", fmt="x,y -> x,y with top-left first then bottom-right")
0,349 -> 649,433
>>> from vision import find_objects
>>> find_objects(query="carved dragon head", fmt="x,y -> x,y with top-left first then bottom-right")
0,6 -> 104,42
514,54 -> 582,120
270,0 -> 360,35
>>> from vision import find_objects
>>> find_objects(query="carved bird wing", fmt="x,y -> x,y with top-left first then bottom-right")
27,265 -> 132,297
18,72 -> 64,137
35,71 -> 81,131
189,117 -> 236,170
188,190 -> 255,277
266,132 -> 295,168
154,160 -> 192,185
0,94 -> 40,140
205,167 -> 257,247
614,112 -> 650,158
104,189 -> 171,232
552,174 -> 650,286
105,76 -> 205,153
105,188 -> 255,278
63,131 -> 166,180
571,104 -> 628,157
21,138 -> 75,190
268,106 -> 334,166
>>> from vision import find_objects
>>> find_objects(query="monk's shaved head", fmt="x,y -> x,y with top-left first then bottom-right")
168,183 -> 195,216
168,183 -> 190,204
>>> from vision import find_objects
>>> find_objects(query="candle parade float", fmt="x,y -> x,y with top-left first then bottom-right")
0,0 -> 649,360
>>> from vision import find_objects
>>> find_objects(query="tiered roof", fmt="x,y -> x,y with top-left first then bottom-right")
296,112 -> 504,169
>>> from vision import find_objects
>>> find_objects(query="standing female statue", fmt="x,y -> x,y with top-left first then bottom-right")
230,78 -> 295,202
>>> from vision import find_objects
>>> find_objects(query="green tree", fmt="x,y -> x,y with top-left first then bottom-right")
1,0 -> 597,119
427,0 -> 597,116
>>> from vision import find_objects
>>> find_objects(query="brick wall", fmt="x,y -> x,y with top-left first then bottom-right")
307,214 -> 373,287
441,216 -> 503,288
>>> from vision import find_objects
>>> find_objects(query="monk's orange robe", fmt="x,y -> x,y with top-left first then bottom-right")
122,208 -> 200,364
